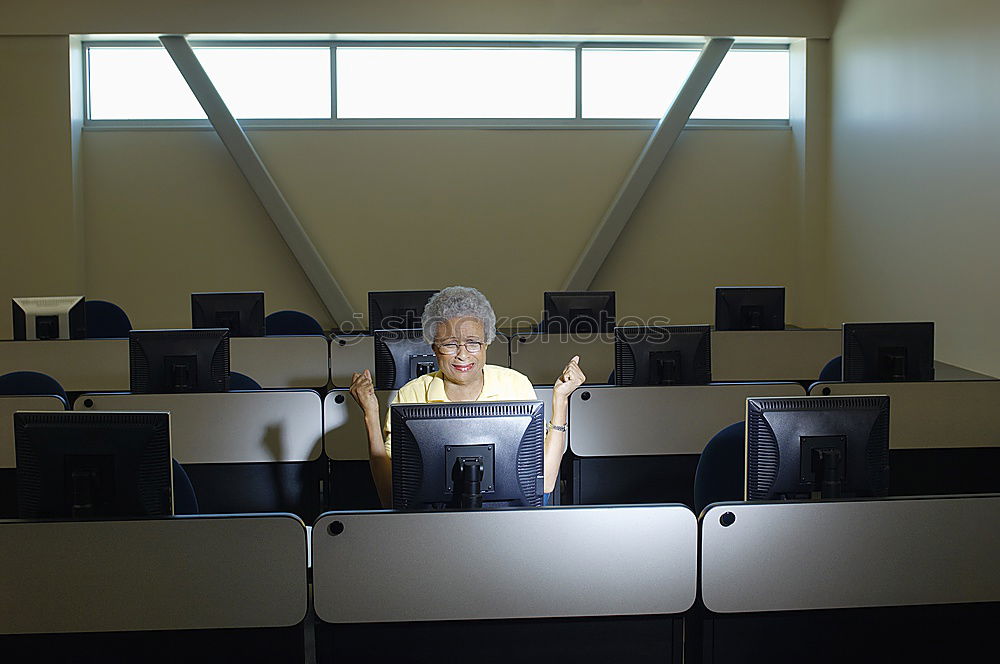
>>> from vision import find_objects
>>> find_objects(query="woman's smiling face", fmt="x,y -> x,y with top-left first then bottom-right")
432,316 -> 488,386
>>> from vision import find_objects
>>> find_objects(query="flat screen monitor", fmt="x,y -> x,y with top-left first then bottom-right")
715,287 -> 785,331
373,329 -> 439,390
368,290 -> 439,330
14,410 -> 173,519
542,291 -> 616,333
12,296 -> 87,340
745,395 -> 890,501
842,322 -> 935,382
129,329 -> 230,394
391,401 -> 545,510
191,291 -> 265,337
614,324 -> 712,386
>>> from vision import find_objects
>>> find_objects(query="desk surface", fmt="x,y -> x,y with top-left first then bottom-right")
0,514 -> 308,635
313,505 -> 697,623
700,495 -> 1000,613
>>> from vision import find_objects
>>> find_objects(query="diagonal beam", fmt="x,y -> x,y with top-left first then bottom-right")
159,35 -> 354,326
563,37 -> 734,291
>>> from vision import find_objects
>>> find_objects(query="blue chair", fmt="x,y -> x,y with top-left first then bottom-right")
693,422 -> 745,515
265,310 -> 324,336
85,299 -> 132,339
819,355 -> 843,382
229,371 -> 262,390
172,459 -> 199,515
0,371 -> 68,407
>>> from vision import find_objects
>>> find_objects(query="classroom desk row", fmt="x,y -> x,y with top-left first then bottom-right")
6,329 -> 992,393
4,378 -> 1000,472
2,496 -> 998,662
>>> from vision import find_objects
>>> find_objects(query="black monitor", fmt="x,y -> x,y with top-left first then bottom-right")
368,290 -> 439,330
745,395 -> 890,501
614,324 -> 712,386
542,291 -> 616,333
391,401 -> 545,510
715,287 -> 785,331
12,296 -> 87,340
14,410 -> 173,519
191,291 -> 265,337
842,322 -> 935,382
129,329 -> 230,394
373,329 -> 439,390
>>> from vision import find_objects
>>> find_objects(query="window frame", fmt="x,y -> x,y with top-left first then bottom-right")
82,38 -> 791,130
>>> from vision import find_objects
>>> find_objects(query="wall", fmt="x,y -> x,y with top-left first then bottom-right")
828,0 -> 1000,375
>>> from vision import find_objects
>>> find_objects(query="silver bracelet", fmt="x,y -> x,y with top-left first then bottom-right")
546,421 -> 568,433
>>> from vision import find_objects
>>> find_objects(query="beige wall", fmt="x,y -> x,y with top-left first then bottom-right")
828,0 -> 1000,375
1,1 -> 834,38
82,126 -> 798,330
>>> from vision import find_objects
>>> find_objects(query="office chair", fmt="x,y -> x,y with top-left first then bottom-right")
693,421 -> 745,515
85,299 -> 132,339
229,371 -> 262,390
265,310 -> 324,335
0,371 -> 69,407
819,355 -> 843,382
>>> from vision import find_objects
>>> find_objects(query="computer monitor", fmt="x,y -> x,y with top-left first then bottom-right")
14,410 -> 173,519
191,291 -> 265,337
745,395 -> 890,501
390,400 -> 545,510
614,325 -> 712,386
373,329 -> 439,390
368,290 -> 439,330
842,322 -> 935,382
12,296 -> 87,340
129,329 -> 230,394
715,287 -> 785,331
542,291 -> 616,333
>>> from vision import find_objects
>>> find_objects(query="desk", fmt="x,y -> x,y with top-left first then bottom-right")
324,388 -> 396,461
314,504 -> 695,620
0,514 -> 307,634
711,329 -> 841,382
509,332 -> 614,385
75,391 -> 323,463
808,379 -> 1000,449
0,336 -> 330,391
329,334 -> 375,388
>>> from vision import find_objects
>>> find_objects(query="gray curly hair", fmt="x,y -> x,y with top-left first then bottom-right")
421,286 -> 497,345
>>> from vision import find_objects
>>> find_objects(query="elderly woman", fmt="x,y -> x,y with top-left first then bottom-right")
350,286 -> 585,507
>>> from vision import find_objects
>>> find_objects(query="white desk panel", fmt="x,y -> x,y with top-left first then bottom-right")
569,383 -> 806,457
76,391 -> 323,463
509,332 -> 614,386
711,329 -> 841,382
809,380 -> 1000,449
314,505 -> 697,623
329,334 -> 375,388
0,395 -> 66,468
0,339 -> 129,392
324,389 -> 397,461
701,496 -> 1000,613
230,335 -> 329,388
0,514 -> 308,634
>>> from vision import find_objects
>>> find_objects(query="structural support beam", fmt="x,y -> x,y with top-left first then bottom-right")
159,35 -> 354,326
562,37 -> 734,291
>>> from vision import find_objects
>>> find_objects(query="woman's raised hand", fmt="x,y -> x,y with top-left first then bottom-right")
553,355 -> 586,401
349,369 -> 380,417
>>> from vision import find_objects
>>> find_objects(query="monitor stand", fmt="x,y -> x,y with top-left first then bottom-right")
458,459 -> 484,509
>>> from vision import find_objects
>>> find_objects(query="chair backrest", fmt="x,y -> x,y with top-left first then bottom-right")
85,299 -> 132,339
229,371 -> 262,390
172,460 -> 199,515
265,310 -> 324,336
819,355 -> 843,382
0,371 -> 69,407
693,421 -> 745,514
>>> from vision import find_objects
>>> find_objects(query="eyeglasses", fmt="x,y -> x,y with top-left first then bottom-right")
434,341 -> 484,355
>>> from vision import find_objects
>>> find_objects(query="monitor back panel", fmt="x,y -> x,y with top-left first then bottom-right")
808,379 -> 1000,448
75,391 -> 323,463
711,330 -> 841,382
569,383 -> 806,457
313,505 -> 696,623
701,496 -> 1000,613
0,514 -> 307,634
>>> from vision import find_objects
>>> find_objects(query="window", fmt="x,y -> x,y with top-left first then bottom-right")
85,40 -> 789,125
